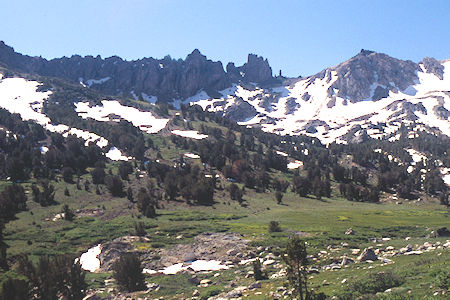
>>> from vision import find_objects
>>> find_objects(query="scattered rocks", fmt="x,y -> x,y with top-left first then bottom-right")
269,291 -> 282,299
145,283 -> 160,293
142,232 -> 250,271
225,286 -> 247,298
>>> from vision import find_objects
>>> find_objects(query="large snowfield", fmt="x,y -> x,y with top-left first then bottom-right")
190,61 -> 450,145
0,76 -> 175,161
0,77 -> 111,147
75,100 -> 169,134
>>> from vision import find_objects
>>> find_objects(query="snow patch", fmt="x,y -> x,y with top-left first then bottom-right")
40,146 -> 49,154
276,150 -> 288,157
184,153 -> 200,159
0,77 -> 111,148
156,260 -> 229,275
287,160 -> 303,169
106,147 -> 132,161
85,77 -> 110,88
171,130 -> 208,139
75,100 -> 169,134
405,149 -> 427,165
79,244 -> 101,272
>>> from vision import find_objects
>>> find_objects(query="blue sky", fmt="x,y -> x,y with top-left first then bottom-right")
1,0 -> 449,77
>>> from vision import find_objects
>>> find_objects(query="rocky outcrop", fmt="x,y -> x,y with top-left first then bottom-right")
357,248 -> 378,261
227,54 -> 273,83
421,57 -> 445,80
310,49 -> 420,102
432,227 -> 450,237
0,41 -> 274,102
222,98 -> 258,122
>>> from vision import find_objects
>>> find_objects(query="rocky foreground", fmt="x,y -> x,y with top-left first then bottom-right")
80,229 -> 450,299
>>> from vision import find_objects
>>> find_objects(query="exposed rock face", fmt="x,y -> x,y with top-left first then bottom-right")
421,57 -> 445,80
0,41 -> 274,102
223,98 -> 258,122
227,54 -> 273,83
313,49 -> 420,102
0,42 -> 230,101
357,248 -> 378,261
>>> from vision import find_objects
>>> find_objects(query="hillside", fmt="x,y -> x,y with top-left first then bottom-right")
0,45 -> 448,299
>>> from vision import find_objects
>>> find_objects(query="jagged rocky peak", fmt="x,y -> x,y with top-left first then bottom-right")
226,53 -> 273,83
0,41 -> 276,101
313,49 -> 420,102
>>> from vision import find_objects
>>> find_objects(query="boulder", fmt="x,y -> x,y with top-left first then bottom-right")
263,259 -> 276,266
248,281 -> 262,289
199,279 -> 212,285
226,286 -> 247,297
357,248 -> 378,261
432,227 -> 450,237
341,256 -> 355,265
345,228 -> 355,235
399,244 -> 412,254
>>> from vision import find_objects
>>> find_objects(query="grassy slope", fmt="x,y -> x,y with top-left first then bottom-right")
1,117 -> 449,298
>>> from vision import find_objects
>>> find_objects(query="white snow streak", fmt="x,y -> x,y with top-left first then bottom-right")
171,130 -> 208,139
75,100 -> 169,134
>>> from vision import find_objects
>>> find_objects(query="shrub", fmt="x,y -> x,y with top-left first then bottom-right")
105,175 -> 124,197
269,221 -> 282,233
17,254 -> 86,300
1,278 -> 29,300
62,204 -> 75,221
228,183 -> 243,202
61,167 -> 74,183
347,271 -> 403,295
112,253 -> 145,292
432,269 -> 449,290
134,222 -> 146,236
275,191 -> 283,204
252,259 -> 267,280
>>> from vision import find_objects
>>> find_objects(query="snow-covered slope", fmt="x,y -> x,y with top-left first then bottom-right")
188,55 -> 450,144
0,76 -> 109,147
74,100 -> 169,134
0,75 -> 166,160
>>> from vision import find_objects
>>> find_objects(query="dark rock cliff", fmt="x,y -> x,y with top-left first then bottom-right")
0,41 -> 274,102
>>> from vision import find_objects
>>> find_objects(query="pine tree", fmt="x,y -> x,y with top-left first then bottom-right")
62,204 -> 75,221
275,191 -> 283,204
1,278 -> 29,300
112,253 -> 145,292
283,237 -> 310,300
0,222 -> 8,270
